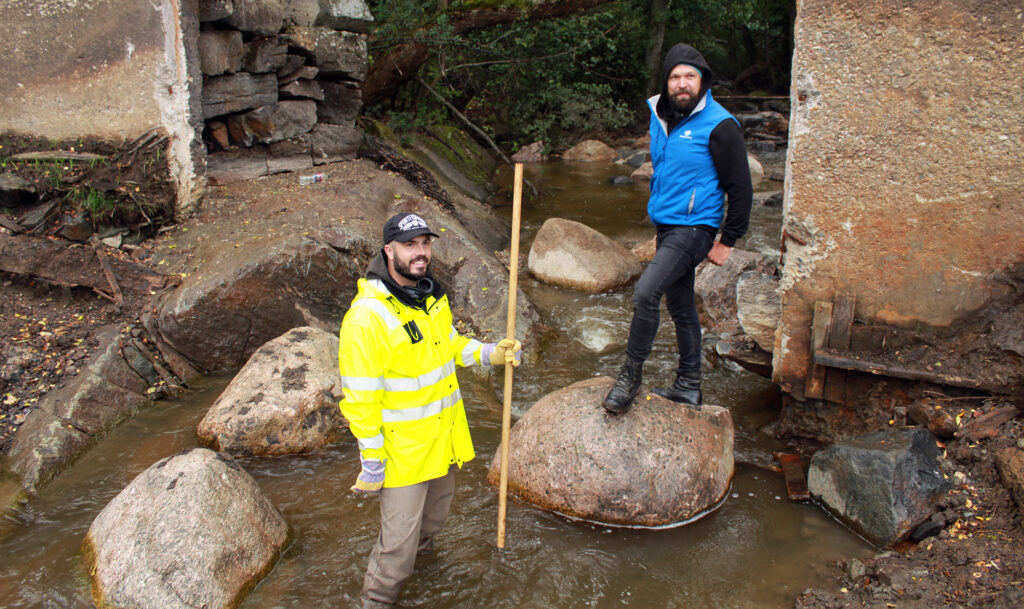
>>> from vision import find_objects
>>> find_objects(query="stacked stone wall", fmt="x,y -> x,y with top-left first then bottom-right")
198,0 -> 373,183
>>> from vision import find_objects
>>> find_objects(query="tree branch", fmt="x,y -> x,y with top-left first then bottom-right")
416,76 -> 538,196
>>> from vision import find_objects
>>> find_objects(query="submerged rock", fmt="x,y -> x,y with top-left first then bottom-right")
197,327 -> 347,456
528,218 -> 642,293
807,427 -> 950,547
562,139 -> 617,163
630,162 -> 653,183
488,377 -> 734,527
83,448 -> 288,609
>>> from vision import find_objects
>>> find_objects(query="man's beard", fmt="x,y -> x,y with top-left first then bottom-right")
395,255 -> 429,282
671,92 -> 699,116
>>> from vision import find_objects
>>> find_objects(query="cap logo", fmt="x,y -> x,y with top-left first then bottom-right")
398,214 -> 428,232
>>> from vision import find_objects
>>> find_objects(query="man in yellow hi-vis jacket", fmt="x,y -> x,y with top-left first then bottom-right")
339,212 -> 521,606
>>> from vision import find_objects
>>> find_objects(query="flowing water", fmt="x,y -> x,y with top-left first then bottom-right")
0,158 -> 873,609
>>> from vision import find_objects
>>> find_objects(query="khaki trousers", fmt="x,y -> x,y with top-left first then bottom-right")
362,466 -> 456,604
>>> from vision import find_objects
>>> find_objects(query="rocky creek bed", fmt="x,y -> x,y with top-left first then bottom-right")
2,156 -> 1023,607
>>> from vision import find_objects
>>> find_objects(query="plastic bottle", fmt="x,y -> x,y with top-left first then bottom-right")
299,173 -> 326,185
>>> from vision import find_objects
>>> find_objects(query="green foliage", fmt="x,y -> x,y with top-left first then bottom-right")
73,187 -> 116,214
366,0 -> 793,151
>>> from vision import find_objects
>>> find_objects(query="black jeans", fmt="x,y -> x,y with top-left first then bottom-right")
624,226 -> 714,376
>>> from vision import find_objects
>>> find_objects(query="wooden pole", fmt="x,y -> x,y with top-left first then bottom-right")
496,163 -> 523,549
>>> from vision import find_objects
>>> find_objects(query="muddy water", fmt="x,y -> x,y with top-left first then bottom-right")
0,159 -> 872,609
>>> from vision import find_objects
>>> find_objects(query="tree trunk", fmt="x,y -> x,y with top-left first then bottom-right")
363,0 -> 617,107
643,0 -> 672,98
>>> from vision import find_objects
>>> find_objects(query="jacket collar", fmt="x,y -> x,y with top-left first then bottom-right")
649,91 -> 711,137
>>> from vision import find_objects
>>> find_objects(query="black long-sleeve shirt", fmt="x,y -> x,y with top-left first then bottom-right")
708,119 -> 753,247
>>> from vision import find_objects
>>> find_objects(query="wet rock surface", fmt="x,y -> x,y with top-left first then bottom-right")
197,326 -> 347,456
527,218 -> 642,293
736,270 -> 780,353
695,248 -> 776,338
157,234 -> 361,372
83,448 -> 288,609
5,325 -> 152,494
808,427 -> 950,547
488,376 -> 734,527
510,141 -> 545,163
562,139 -> 617,162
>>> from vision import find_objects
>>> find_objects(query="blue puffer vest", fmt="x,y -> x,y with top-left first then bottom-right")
646,91 -> 738,228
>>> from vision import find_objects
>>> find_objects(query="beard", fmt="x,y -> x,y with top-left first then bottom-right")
394,254 -> 429,282
670,90 -> 700,116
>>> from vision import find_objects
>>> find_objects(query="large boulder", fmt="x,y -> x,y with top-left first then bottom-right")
83,448 -> 289,609
808,427 -> 950,547
157,233 -> 367,372
197,327 -> 347,456
488,377 -> 734,527
694,249 -> 775,337
528,218 -> 642,293
562,139 -> 617,162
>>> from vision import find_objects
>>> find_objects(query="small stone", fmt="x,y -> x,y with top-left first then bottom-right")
848,558 -> 866,581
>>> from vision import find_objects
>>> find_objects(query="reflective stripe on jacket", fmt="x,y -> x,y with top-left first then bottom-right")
339,278 -> 482,487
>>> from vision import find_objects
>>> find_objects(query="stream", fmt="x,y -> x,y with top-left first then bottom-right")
0,157 -> 874,609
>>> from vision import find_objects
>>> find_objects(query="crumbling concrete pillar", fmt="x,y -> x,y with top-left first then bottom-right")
0,0 -> 206,220
774,0 -> 1024,397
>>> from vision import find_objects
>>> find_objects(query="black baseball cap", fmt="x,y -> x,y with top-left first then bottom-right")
382,212 -> 440,245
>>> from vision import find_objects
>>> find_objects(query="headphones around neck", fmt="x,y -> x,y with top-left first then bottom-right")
402,277 -> 434,303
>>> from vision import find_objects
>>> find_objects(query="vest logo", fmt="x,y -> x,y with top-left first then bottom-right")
403,320 -> 424,344
679,130 -> 693,140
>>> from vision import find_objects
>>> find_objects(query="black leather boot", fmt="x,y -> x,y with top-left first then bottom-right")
652,373 -> 702,408
603,359 -> 643,414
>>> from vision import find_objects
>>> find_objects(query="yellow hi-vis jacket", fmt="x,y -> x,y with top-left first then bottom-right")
338,276 -> 485,488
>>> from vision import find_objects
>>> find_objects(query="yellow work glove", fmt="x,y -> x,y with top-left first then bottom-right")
487,338 -> 522,367
351,457 -> 385,494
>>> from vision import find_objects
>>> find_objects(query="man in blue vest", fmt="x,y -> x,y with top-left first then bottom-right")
603,43 -> 753,413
